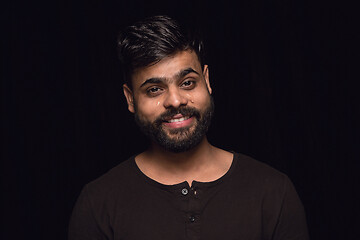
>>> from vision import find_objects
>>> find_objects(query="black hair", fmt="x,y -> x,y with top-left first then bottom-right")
117,15 -> 205,88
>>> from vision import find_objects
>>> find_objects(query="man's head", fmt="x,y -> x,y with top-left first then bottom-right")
117,15 -> 205,89
117,16 -> 213,153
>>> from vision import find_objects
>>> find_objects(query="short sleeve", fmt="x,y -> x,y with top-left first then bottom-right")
272,177 -> 309,240
68,186 -> 108,240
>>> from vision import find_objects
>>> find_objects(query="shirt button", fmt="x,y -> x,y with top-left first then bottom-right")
189,216 -> 195,222
191,187 -> 197,195
181,188 -> 188,195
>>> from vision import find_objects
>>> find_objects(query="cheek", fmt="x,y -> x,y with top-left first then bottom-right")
136,97 -> 163,120
191,90 -> 211,108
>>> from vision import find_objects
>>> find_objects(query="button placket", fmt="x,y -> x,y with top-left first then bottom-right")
185,184 -> 202,239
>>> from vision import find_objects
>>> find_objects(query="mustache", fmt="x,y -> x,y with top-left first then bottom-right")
154,107 -> 201,126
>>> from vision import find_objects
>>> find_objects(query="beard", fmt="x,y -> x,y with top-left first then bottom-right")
134,96 -> 214,153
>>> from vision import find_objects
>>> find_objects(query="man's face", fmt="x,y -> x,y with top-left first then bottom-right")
123,50 -> 213,152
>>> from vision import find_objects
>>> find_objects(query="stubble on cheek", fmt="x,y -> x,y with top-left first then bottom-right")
133,95 -> 214,153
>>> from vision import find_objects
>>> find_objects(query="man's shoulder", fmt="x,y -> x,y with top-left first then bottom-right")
232,152 -> 290,188
83,155 -> 137,196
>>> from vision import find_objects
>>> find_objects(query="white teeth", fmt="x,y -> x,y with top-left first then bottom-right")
168,116 -> 189,123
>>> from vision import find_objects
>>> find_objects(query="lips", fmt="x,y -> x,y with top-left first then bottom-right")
167,116 -> 190,123
164,114 -> 190,123
162,114 -> 194,128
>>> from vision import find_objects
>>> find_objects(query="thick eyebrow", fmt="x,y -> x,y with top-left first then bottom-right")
176,67 -> 199,79
140,77 -> 165,88
140,67 -> 199,88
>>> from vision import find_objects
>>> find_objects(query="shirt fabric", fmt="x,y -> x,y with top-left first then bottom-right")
69,152 -> 309,240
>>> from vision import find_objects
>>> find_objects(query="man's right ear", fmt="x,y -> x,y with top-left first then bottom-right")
123,84 -> 135,113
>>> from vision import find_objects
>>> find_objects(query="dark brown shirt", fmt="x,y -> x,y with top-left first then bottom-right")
69,153 -> 309,240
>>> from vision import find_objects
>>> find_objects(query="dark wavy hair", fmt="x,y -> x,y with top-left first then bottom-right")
117,15 -> 205,88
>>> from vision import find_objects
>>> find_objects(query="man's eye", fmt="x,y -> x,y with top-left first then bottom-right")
147,87 -> 163,96
149,87 -> 160,92
181,80 -> 195,89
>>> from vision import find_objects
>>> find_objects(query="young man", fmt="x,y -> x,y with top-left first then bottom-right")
69,15 -> 309,240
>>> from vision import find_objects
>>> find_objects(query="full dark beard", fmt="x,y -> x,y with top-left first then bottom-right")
134,97 -> 214,153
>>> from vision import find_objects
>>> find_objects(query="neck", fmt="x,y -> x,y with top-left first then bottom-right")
147,137 -> 214,172
135,137 -> 233,186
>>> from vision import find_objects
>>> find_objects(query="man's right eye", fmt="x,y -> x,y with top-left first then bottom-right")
146,87 -> 163,96
149,87 -> 159,92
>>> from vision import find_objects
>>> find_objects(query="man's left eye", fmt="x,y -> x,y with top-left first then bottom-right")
181,80 -> 195,88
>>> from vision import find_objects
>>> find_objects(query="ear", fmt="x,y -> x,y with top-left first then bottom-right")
123,84 -> 135,113
203,65 -> 212,94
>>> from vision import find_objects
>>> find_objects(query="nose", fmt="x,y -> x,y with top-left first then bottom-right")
163,87 -> 188,109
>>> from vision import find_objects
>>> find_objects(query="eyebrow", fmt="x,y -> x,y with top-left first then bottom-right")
140,67 -> 199,88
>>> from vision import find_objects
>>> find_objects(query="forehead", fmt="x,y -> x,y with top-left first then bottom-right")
131,50 -> 202,88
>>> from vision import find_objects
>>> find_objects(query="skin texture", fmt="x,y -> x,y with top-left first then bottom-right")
123,50 -> 233,186
124,50 -> 212,120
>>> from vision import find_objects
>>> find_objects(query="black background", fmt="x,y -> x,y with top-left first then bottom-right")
3,0 -> 359,239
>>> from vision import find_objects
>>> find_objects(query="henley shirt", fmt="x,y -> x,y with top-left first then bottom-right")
69,152 -> 309,240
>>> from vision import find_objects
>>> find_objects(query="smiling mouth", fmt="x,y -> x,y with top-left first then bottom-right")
166,116 -> 191,123
162,114 -> 194,128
